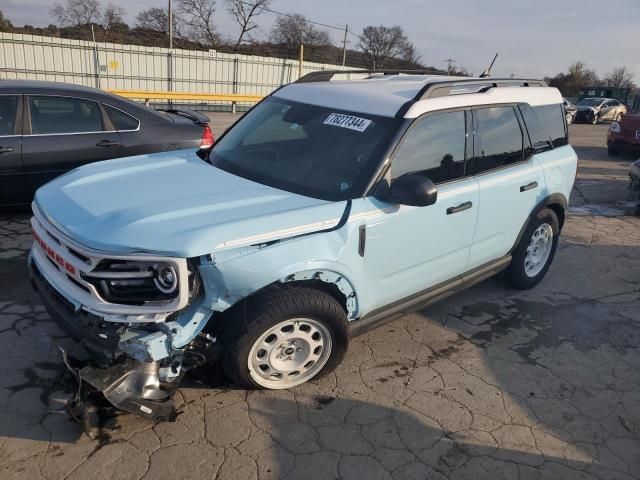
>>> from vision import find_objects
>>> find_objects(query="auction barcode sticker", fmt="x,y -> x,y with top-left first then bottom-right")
323,113 -> 372,132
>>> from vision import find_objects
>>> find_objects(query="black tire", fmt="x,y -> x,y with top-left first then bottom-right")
608,146 -> 620,157
505,208 -> 560,290
220,285 -> 349,389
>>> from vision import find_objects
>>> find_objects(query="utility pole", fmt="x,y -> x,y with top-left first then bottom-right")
444,58 -> 456,75
342,24 -> 348,66
168,0 -> 173,50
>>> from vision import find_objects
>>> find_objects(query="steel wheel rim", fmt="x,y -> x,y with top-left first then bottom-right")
248,318 -> 332,389
524,223 -> 553,278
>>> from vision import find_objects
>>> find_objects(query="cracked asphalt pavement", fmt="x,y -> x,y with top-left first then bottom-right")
1,121 -> 639,480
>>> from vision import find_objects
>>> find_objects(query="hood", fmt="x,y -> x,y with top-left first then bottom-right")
619,113 -> 640,128
35,150 -> 347,257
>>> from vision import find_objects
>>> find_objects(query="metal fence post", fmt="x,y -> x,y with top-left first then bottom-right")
232,57 -> 239,114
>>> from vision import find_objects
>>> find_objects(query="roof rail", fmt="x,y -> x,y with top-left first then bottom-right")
415,78 -> 547,100
296,69 -> 447,83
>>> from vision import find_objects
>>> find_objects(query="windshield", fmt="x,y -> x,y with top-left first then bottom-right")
209,96 -> 398,200
577,98 -> 603,107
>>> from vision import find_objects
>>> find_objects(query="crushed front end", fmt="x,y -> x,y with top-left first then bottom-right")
28,205 -> 219,432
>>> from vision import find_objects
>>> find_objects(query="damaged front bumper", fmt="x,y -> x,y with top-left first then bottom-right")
28,212 -> 223,429
30,257 -> 221,429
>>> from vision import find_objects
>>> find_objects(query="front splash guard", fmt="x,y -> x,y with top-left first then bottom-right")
62,350 -> 181,437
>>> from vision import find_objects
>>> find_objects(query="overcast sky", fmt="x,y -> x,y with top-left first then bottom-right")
3,0 -> 639,80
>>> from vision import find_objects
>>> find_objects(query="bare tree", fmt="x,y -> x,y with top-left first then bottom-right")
135,7 -> 183,37
0,9 -> 13,32
52,0 -> 102,26
270,14 -> 331,55
177,0 -> 219,47
358,25 -> 411,69
402,42 -> 422,66
603,67 -> 635,90
103,3 -> 125,32
226,0 -> 270,52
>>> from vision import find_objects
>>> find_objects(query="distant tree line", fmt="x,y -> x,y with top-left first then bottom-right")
546,61 -> 636,97
0,0 -> 456,73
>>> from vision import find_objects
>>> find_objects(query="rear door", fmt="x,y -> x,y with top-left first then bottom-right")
600,100 -> 615,121
0,95 -> 24,206
22,95 -> 123,200
467,105 -> 545,270
101,103 -> 149,156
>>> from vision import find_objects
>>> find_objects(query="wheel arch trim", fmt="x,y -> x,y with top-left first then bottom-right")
509,193 -> 567,255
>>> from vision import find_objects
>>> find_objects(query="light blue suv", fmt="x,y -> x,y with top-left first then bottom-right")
29,72 -> 577,421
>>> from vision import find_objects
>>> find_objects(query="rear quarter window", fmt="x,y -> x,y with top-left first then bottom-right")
104,105 -> 140,131
533,104 -> 568,148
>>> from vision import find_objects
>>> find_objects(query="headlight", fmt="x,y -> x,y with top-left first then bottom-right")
82,260 -> 183,306
610,122 -> 621,133
153,264 -> 178,294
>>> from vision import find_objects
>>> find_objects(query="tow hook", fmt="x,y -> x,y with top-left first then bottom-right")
61,349 -> 181,438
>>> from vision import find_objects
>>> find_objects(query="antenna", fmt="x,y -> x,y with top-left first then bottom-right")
479,53 -> 498,78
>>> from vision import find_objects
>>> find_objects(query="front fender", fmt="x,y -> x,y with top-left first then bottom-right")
197,226 -> 364,319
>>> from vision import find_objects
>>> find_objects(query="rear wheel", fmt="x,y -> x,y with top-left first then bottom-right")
505,208 -> 560,290
221,286 -> 349,389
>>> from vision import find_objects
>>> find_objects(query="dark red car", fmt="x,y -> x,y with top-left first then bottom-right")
607,113 -> 640,156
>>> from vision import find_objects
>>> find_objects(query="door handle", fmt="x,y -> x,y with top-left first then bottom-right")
446,201 -> 472,215
520,181 -> 538,192
0,146 -> 14,154
96,140 -> 121,147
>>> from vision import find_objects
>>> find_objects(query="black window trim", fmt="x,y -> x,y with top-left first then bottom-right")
102,102 -> 141,132
0,93 -> 22,138
23,94 -> 116,136
469,103 -> 528,178
374,106 -> 472,190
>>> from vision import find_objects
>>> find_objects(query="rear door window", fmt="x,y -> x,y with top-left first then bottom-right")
104,105 -> 140,131
29,96 -> 104,134
472,106 -> 524,174
391,110 -> 467,184
0,96 -> 18,136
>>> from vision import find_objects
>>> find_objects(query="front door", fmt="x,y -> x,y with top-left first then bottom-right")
360,109 -> 479,311
0,95 -> 24,206
21,95 -> 123,200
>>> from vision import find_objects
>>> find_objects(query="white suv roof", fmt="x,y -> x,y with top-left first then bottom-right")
275,72 -> 562,118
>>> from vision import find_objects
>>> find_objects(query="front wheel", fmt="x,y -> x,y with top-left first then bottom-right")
221,286 -> 349,389
505,208 -> 560,290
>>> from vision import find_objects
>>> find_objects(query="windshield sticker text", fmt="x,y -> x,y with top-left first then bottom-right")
323,113 -> 372,132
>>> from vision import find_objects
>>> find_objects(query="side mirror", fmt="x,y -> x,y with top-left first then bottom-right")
388,173 -> 438,207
